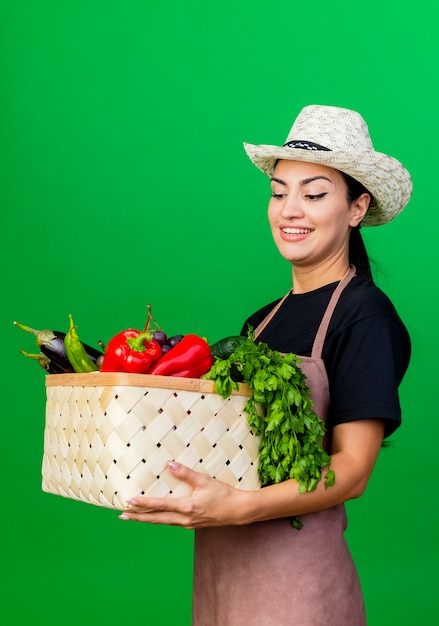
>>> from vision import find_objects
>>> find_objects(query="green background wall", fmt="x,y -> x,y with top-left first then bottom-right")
1,1 -> 437,624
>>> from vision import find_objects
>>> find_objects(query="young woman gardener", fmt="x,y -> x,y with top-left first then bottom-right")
120,105 -> 412,625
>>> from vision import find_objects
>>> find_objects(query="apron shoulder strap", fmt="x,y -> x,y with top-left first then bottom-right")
253,265 -> 357,353
311,265 -> 356,359
253,292 -> 290,340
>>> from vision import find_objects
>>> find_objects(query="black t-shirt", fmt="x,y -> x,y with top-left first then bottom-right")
241,276 -> 411,437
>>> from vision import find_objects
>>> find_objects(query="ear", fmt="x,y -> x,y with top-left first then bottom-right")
349,193 -> 371,227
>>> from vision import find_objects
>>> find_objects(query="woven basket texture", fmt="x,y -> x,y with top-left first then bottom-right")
42,373 -> 261,510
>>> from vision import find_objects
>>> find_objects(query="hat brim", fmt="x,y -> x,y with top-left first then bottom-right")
243,142 -> 412,226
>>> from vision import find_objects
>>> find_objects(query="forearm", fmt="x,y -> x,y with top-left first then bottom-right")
237,449 -> 369,525
237,419 -> 384,525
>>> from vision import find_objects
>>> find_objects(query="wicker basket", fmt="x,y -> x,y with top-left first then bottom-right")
42,372 -> 261,510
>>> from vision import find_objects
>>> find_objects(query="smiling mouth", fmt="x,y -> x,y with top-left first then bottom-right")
281,228 -> 313,235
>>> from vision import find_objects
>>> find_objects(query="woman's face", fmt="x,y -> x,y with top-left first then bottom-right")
268,160 -> 368,269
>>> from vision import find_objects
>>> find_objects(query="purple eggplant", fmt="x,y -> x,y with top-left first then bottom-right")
19,350 -> 72,374
14,321 -> 103,372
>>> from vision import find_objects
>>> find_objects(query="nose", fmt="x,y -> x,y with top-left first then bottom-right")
280,193 -> 305,219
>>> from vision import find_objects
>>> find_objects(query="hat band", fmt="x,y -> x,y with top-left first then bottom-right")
283,139 -> 331,152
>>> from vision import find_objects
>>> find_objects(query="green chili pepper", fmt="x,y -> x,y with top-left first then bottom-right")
64,314 -> 99,373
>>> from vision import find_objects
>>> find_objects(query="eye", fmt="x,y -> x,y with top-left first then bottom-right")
306,192 -> 327,201
271,192 -> 286,199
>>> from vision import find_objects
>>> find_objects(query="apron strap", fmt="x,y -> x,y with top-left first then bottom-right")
253,265 -> 357,355
253,293 -> 290,340
311,265 -> 356,359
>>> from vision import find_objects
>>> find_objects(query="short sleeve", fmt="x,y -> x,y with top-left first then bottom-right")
326,313 -> 411,437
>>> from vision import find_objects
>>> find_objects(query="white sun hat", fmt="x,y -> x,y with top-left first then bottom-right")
243,104 -> 412,226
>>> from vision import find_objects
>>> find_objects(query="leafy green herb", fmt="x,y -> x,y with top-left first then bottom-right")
205,330 -> 335,530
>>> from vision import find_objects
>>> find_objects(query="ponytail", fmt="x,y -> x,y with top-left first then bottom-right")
341,171 -> 375,282
349,227 -> 373,280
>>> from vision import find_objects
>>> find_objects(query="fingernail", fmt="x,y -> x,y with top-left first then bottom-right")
126,499 -> 138,505
119,514 -> 129,520
167,460 -> 179,471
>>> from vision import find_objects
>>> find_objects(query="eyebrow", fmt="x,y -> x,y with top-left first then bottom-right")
270,175 -> 333,186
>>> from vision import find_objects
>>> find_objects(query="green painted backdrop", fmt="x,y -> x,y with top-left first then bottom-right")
1,1 -> 437,624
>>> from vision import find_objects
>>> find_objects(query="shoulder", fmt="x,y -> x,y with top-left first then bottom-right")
341,275 -> 395,309
328,275 -> 411,364
334,275 -> 408,330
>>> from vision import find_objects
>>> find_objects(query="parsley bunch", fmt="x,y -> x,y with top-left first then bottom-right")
205,332 -> 335,529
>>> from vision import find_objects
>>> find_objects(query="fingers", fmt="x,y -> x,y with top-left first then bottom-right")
119,508 -> 188,527
117,461 -> 232,528
117,461 -> 206,526
124,494 -> 180,514
118,494 -> 187,525
167,460 -> 210,489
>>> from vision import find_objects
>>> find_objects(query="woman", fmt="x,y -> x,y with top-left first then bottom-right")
119,105 -> 412,625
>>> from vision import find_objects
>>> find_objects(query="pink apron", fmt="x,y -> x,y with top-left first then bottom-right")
192,267 -> 366,625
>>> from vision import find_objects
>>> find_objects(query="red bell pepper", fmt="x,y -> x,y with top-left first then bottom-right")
148,334 -> 213,378
100,329 -> 162,374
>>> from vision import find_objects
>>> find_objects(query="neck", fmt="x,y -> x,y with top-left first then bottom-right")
291,259 -> 351,294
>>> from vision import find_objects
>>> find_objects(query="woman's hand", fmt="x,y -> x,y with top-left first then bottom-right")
118,419 -> 386,528
118,460 -> 250,529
